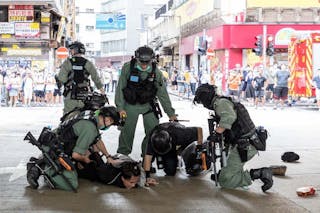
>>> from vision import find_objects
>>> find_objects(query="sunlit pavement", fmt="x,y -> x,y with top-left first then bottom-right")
0,94 -> 319,212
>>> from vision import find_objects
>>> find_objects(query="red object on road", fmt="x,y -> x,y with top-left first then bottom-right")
296,186 -> 316,197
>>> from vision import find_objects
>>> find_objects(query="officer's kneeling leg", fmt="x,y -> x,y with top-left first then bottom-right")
163,154 -> 178,176
46,166 -> 78,191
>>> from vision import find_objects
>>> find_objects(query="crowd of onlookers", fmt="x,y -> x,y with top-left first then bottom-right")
163,63 -> 320,110
0,65 -> 121,108
0,67 -> 62,107
98,65 -> 120,94
1,62 -> 319,110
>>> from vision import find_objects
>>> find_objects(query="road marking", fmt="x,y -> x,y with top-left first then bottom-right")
0,160 -> 27,182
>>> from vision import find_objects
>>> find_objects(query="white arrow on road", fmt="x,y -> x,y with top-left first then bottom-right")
0,160 -> 27,182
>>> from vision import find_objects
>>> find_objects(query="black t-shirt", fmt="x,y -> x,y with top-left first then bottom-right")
253,76 -> 267,90
77,161 -> 125,188
96,163 -> 125,188
146,122 -> 198,156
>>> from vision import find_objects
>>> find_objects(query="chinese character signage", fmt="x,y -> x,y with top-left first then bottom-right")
8,5 -> 34,22
0,22 -> 15,34
96,13 -> 126,30
15,22 -> 40,39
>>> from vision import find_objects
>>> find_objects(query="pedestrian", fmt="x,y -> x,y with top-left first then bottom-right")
115,45 -> 177,157
26,106 -> 121,191
23,69 -> 33,107
227,69 -> 241,101
143,122 -> 203,186
240,65 -> 249,100
245,70 -> 255,106
273,64 -> 290,109
193,84 -> 273,192
103,69 -> 112,93
7,72 -> 21,107
312,68 -> 320,110
253,66 -> 267,109
265,64 -> 277,102
111,68 -> 119,92
176,72 -> 185,99
190,71 -> 198,95
58,41 -> 105,115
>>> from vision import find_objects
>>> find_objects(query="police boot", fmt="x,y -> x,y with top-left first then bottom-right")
27,158 -> 41,189
250,167 -> 273,192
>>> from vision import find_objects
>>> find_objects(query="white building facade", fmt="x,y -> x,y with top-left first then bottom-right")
75,0 -> 101,57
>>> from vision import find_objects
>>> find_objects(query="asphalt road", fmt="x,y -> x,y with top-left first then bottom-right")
0,95 -> 319,212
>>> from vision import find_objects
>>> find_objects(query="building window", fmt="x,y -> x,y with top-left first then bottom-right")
85,25 -> 94,31
0,6 -> 8,22
85,43 -> 94,48
102,39 -> 126,54
76,24 -> 79,33
86,8 -> 94,13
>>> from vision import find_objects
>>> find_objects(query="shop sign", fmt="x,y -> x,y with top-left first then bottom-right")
41,12 -> 50,23
8,5 -> 34,22
0,22 -> 15,34
96,14 -> 126,30
15,22 -> 40,39
1,34 -> 12,39
7,48 -> 42,56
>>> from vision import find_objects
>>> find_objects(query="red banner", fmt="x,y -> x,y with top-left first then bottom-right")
8,5 -> 34,22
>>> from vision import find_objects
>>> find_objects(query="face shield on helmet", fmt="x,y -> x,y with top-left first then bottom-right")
181,141 -> 212,176
135,46 -> 155,65
193,84 -> 217,110
150,130 -> 172,155
68,41 -> 86,55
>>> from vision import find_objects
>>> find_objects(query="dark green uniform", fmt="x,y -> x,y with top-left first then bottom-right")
115,62 -> 175,155
47,117 -> 100,191
212,97 -> 258,189
58,57 -> 103,115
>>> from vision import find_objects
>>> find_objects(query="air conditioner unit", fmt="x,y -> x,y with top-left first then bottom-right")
246,15 -> 257,22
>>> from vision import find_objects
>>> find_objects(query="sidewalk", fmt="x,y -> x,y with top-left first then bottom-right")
167,87 -> 319,110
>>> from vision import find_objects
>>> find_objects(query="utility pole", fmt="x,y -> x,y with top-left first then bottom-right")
262,25 -> 267,69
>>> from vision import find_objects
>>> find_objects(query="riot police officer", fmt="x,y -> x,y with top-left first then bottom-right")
58,41 -> 105,115
26,106 -> 121,191
193,84 -> 273,192
143,122 -> 204,186
115,46 -> 177,156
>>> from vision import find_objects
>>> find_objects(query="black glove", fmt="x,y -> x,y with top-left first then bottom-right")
207,132 -> 222,143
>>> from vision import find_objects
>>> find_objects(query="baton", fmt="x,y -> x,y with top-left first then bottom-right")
169,119 -> 190,122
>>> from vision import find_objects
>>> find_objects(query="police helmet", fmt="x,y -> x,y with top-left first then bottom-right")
181,141 -> 212,176
68,41 -> 86,55
193,83 -> 217,110
98,106 -> 120,126
150,130 -> 172,155
135,46 -> 155,64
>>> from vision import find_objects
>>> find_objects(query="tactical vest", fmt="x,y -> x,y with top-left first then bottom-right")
64,57 -> 91,100
56,110 -> 99,155
215,97 -> 255,144
122,58 -> 157,104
